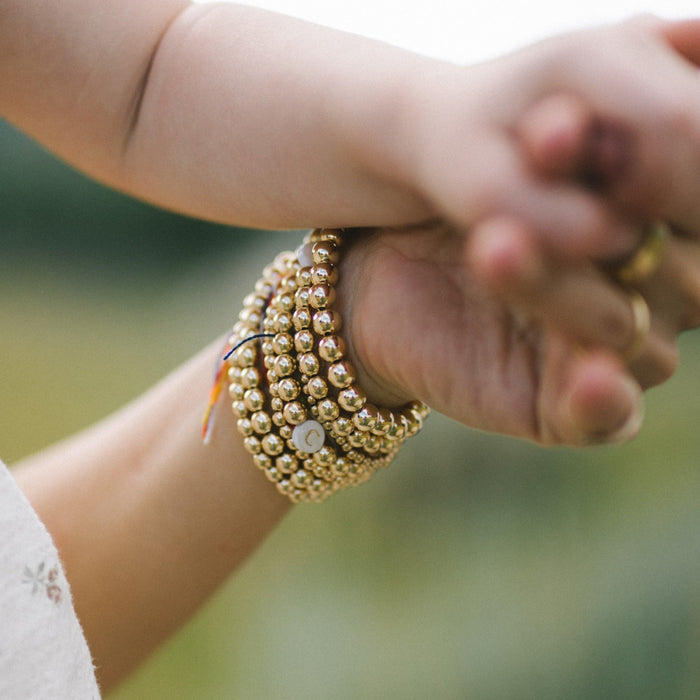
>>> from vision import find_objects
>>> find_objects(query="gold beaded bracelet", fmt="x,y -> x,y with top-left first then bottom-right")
206,229 -> 429,503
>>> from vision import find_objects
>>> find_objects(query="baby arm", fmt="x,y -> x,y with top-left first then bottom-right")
3,2 -> 700,257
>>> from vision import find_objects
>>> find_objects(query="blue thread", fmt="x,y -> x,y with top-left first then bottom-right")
223,333 -> 275,361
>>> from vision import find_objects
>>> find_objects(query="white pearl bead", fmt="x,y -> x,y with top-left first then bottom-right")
292,420 -> 325,453
297,243 -> 314,268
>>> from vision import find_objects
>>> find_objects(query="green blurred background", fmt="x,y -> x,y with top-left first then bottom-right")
3,117 -> 700,699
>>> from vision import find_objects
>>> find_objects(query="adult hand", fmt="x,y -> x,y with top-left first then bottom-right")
338,219 -> 700,446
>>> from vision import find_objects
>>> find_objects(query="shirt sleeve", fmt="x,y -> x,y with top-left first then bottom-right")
0,460 -> 101,699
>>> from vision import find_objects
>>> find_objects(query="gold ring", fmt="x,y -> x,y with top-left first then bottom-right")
614,221 -> 670,285
624,290 -> 651,361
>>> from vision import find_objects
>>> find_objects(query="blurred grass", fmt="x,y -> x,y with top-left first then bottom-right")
4,119 -> 700,699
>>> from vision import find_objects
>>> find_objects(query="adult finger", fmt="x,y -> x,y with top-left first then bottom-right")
467,216 -> 680,383
536,339 -> 644,446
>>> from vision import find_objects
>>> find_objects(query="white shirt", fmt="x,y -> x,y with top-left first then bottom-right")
0,461 -> 100,699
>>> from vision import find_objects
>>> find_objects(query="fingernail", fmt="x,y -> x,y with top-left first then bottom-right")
584,391 -> 645,446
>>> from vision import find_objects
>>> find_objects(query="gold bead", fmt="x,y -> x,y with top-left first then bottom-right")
346,449 -> 364,463
242,292 -> 258,309
282,275 -> 298,293
353,404 -> 378,432
294,287 -> 311,308
312,240 -> 340,265
262,433 -> 284,456
312,310 -> 341,335
310,462 -> 328,480
278,378 -> 300,401
254,452 -> 272,470
292,470 -> 312,488
294,330 -> 314,353
321,229 -> 343,245
348,430 -> 369,448
270,397 -> 284,412
364,435 -> 382,454
231,401 -> 247,419
273,312 -> 293,333
403,407 -> 423,437
317,398 -> 340,422
272,411 -> 286,427
244,435 -> 262,454
273,333 -> 294,355
263,311 -> 276,330
331,416 -> 354,437
309,479 -> 331,499
227,348 -> 243,366
265,466 -> 282,482
289,488 -> 306,504
251,411 -> 272,434
318,335 -> 345,362
313,445 -> 337,467
273,251 -> 295,270
240,367 -> 260,390
283,401 -> 307,425
255,279 -> 274,297
338,386 -> 366,412
276,479 -> 292,496
243,388 -> 265,412
332,457 -> 351,476
306,376 -> 328,400
237,345 -> 256,367
372,408 -> 394,436
328,361 -> 355,389
311,263 -> 338,286
276,293 -> 294,312
296,266 -> 313,287
231,322 -> 246,337
298,352 -> 320,376
236,418 -> 253,436
410,400 -> 431,419
292,307 -> 312,330
273,354 -> 296,377
378,437 -> 396,454
279,425 -> 292,439
387,414 -> 408,441
276,453 -> 298,474
309,284 -> 335,310
228,383 -> 245,401
239,308 -> 261,327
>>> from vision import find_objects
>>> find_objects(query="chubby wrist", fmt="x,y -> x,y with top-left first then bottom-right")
323,46 -> 461,224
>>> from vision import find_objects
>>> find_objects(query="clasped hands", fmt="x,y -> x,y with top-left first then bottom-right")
338,17 -> 700,446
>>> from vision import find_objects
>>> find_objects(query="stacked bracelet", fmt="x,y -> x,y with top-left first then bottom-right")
216,228 -> 429,503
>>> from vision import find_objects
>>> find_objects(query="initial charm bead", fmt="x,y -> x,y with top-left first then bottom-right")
292,421 -> 326,453
226,228 -> 430,503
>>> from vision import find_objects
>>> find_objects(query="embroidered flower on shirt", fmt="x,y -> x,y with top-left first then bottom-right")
22,561 -> 63,605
